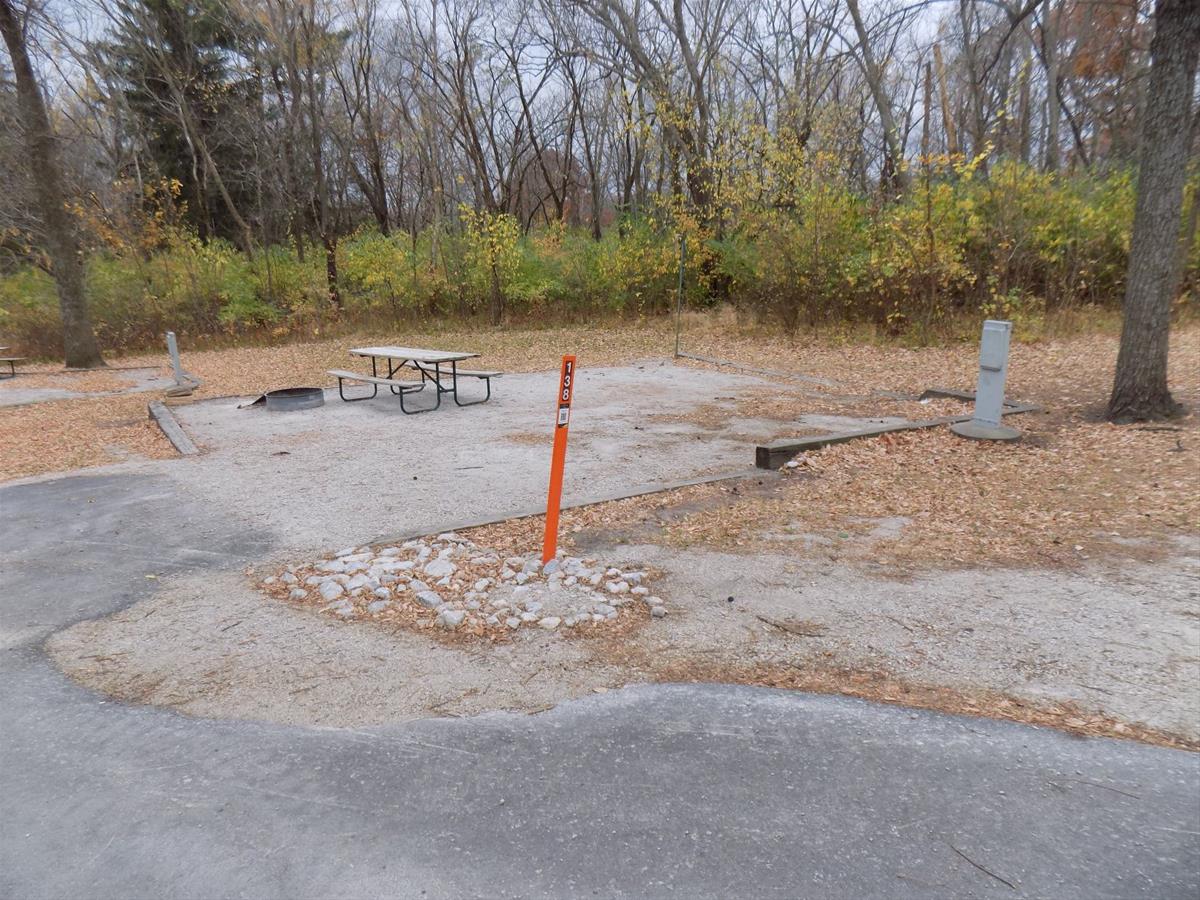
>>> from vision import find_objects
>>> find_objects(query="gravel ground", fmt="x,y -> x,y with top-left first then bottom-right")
33,359 -> 1200,744
163,361 -> 794,549
50,533 -> 1200,740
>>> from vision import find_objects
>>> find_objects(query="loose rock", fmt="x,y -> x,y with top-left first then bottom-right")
415,590 -> 444,609
319,581 -> 345,601
424,558 -> 456,578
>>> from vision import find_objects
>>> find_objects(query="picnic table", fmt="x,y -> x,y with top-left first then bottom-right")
328,346 -> 501,414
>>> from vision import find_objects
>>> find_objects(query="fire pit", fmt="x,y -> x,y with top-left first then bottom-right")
264,387 -> 325,412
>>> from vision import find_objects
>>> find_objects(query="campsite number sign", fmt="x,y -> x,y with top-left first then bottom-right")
543,355 -> 577,562
557,358 -> 575,426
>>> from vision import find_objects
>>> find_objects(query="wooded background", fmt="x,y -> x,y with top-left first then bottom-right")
0,0 -> 1196,355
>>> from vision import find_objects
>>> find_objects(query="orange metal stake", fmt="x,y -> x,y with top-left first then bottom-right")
542,355 -> 577,563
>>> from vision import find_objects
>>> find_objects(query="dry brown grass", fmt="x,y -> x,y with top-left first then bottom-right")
656,330 -> 1200,569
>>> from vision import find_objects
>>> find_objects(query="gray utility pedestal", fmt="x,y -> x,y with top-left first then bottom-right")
951,319 -> 1021,442
165,330 -> 200,397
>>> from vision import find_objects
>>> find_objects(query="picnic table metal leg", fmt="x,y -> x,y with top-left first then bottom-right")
455,376 -> 491,406
397,384 -> 440,413
451,360 -> 492,407
337,375 -> 377,402
397,361 -> 443,414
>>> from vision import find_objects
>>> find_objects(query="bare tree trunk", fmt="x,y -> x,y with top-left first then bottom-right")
301,4 -> 340,311
1042,0 -> 1061,172
846,0 -> 909,194
0,0 -> 104,368
1016,39 -> 1032,164
488,261 -> 502,326
932,42 -> 959,156
1108,0 -> 1200,422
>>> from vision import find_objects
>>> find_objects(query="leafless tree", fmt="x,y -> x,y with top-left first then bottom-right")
0,0 -> 103,367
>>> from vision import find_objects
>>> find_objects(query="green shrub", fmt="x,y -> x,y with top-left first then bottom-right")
0,160 -> 1182,356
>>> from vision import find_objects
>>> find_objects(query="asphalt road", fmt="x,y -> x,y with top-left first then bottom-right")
2,472 -> 1197,899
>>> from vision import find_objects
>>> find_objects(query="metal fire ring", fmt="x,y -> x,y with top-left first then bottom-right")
264,387 -> 325,412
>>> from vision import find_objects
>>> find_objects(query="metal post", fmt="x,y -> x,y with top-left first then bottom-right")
950,319 -> 1021,441
164,330 -> 201,397
166,331 -> 185,386
673,236 -> 686,358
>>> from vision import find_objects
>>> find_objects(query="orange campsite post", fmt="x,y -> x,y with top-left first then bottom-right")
542,355 -> 577,564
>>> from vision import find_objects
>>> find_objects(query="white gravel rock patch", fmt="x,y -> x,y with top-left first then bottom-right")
265,533 -> 666,638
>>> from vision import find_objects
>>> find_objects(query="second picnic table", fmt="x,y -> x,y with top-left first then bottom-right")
328,345 -> 501,414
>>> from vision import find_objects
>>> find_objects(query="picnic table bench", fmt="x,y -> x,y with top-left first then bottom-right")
328,346 -> 501,414
0,347 -> 26,378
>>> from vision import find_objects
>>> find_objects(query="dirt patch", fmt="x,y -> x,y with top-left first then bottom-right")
48,538 -> 1200,748
502,431 -> 551,446
47,570 -> 636,726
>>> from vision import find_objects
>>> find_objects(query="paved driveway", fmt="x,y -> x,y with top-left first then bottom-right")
2,469 -> 1198,899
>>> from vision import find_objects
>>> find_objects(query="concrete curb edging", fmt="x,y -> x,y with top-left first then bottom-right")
148,400 -> 199,456
370,468 -> 773,547
755,391 -> 1043,469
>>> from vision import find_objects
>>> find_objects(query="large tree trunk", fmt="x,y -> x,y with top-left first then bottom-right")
0,0 -> 104,368
1108,0 -> 1200,422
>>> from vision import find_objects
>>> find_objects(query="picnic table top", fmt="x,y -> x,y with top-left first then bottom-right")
350,346 -> 479,364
